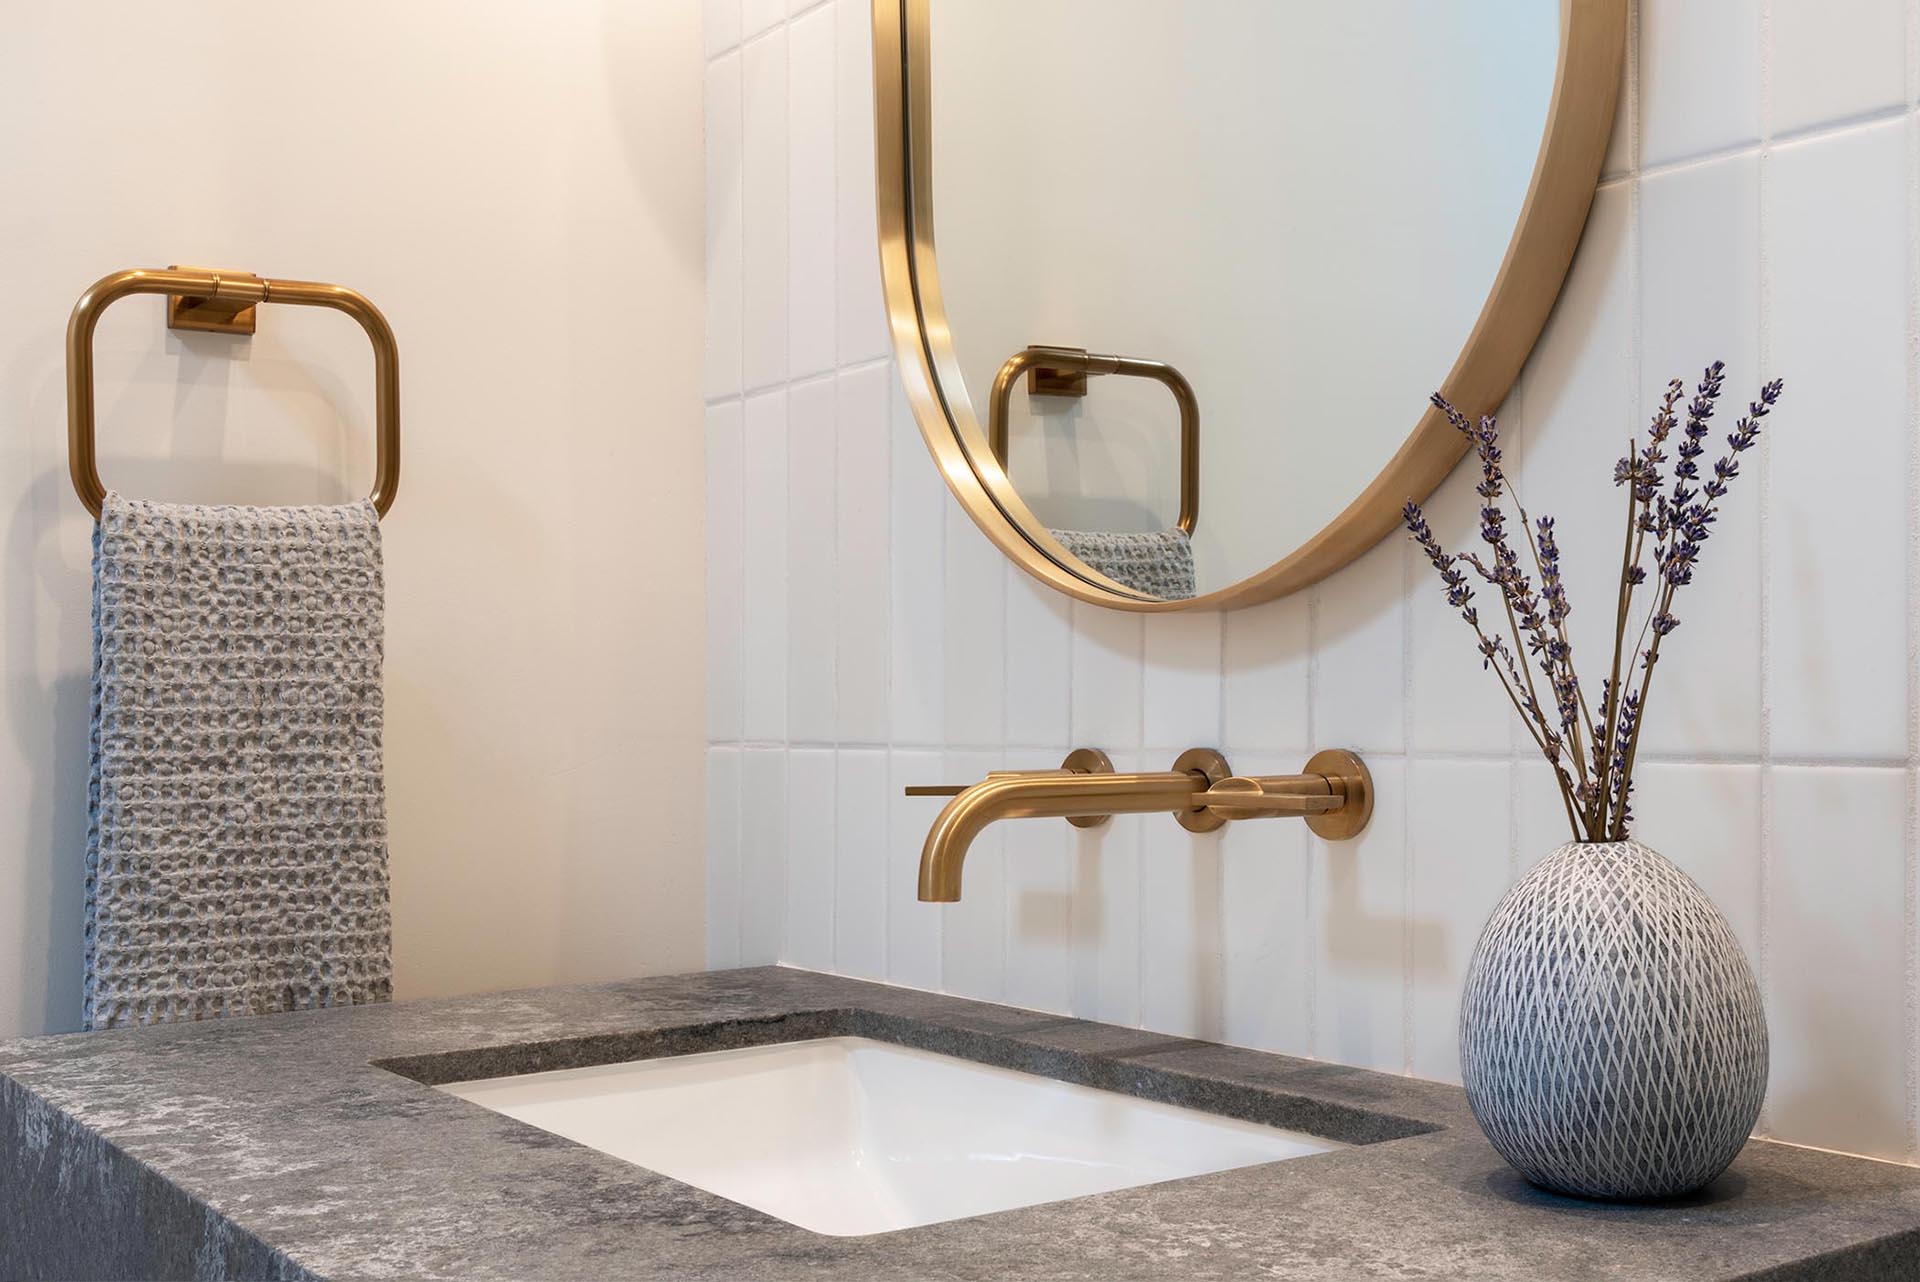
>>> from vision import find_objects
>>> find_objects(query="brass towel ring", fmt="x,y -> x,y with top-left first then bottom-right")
66,266 -> 400,519
986,345 -> 1199,536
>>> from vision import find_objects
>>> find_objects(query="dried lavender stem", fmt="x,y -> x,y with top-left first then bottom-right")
1513,492 -> 1594,791
1594,462 -> 1638,837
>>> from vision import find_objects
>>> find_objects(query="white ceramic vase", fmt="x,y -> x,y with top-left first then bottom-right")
1458,838 -> 1768,1200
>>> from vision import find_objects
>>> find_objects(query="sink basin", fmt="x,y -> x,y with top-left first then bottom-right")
439,1035 -> 1344,1236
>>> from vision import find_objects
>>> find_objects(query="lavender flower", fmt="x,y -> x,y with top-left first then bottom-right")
1407,364 -> 1782,842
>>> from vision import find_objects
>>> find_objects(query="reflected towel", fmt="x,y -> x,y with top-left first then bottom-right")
1048,527 -> 1196,600
84,493 -> 393,1030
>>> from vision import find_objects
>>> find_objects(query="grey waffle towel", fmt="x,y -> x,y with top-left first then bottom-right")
1049,527 -> 1196,600
84,493 -> 393,1030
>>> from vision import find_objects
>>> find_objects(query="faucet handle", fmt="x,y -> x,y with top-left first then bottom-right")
1200,749 -> 1372,840
905,749 -> 1119,827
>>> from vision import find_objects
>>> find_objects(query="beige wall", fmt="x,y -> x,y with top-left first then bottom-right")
0,0 -> 708,1038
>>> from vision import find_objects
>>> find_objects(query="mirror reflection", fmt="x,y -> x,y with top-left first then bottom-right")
926,0 -> 1560,599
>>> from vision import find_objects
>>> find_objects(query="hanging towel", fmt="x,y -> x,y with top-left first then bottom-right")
1049,526 -> 1196,600
84,493 -> 393,1030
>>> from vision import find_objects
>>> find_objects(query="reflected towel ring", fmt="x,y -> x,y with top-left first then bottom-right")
65,266 -> 400,519
986,345 -> 1198,537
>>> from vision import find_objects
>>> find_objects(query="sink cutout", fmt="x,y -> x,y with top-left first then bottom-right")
439,1035 -> 1345,1236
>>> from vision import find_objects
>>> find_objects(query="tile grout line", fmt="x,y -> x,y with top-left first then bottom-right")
1595,102 -> 1913,191
823,0 -> 843,979
1400,509 -> 1416,1075
1304,587 -> 1321,1059
1905,0 -> 1920,1162
732,38 -> 753,967
1754,0 -> 1778,1140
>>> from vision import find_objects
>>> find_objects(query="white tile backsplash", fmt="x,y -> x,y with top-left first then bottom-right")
1636,153 -> 1763,758
741,30 -> 788,392
1767,768 -> 1912,1160
834,365 -> 891,743
705,2 -> 1920,1166
786,379 -> 837,743
740,392 -> 789,742
703,53 -> 743,402
1408,760 -> 1513,1084
784,748 -> 836,970
1766,120 -> 1910,759
786,6 -> 836,381
833,749 -> 889,979
1639,0 -> 1762,166
1769,0 -> 1907,137
1143,612 -> 1224,751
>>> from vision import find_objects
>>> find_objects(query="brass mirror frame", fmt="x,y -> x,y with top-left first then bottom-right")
873,0 -> 1627,611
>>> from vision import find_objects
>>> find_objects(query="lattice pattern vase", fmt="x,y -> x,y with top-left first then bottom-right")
1459,839 -> 1767,1200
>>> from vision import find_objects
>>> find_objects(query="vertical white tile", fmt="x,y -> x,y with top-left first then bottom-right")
887,749 -> 945,989
1631,763 -> 1762,962
1637,154 -> 1762,757
787,6 -> 836,380
1639,0 -> 1761,166
741,0 -> 784,41
1409,456 -> 1519,756
784,748 -> 836,970
1003,750 -> 1076,1014
940,748 -> 1006,1001
704,53 -> 743,401
704,0 -> 742,58
1070,799 -> 1143,1028
742,392 -> 789,742
834,749 -> 890,979
1220,753 -> 1312,1056
1222,594 -> 1310,754
742,29 -> 788,391
1139,820 -> 1225,1041
1004,571 -> 1072,747
1071,603 -> 1143,750
1515,185 -> 1633,764
835,365 -> 891,743
835,0 -> 890,366
739,748 -> 788,965
1516,757 -> 1580,870
889,378 -> 945,743
786,379 -> 837,743
1599,21 -> 1634,181
1767,767 -> 1910,1160
1143,612 -> 1223,750
705,747 -> 743,968
1408,760 -> 1512,1083
944,511 -> 1007,746
1313,538 -> 1406,754
1766,122 -> 1909,759
1769,0 -> 1906,136
1313,757 -> 1406,1073
706,401 -> 745,743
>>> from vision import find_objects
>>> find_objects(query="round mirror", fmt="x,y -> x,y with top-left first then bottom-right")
876,0 -> 1625,608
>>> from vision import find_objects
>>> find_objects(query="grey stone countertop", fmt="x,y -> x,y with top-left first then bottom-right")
3,966 -> 1918,1281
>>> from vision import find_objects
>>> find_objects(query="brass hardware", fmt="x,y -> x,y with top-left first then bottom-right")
1171,746 -> 1231,833
911,747 -> 1372,902
67,266 -> 401,519
1203,750 -> 1374,840
871,0 -> 1627,610
164,266 -> 261,335
988,346 -> 1201,537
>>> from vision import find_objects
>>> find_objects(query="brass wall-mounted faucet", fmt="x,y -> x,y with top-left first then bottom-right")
907,748 -> 1372,902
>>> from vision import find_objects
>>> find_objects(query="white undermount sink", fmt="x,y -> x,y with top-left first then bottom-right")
439,1035 -> 1345,1236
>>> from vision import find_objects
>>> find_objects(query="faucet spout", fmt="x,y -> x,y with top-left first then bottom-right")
911,747 -> 1374,902
918,763 -> 1199,902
